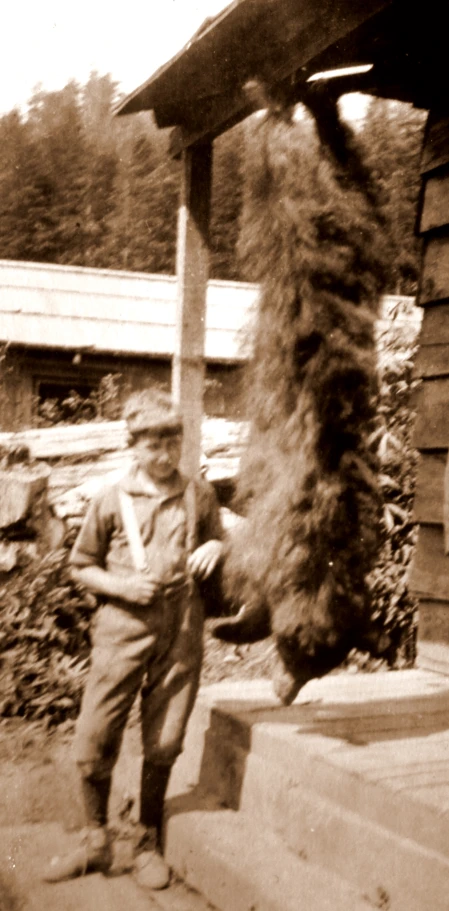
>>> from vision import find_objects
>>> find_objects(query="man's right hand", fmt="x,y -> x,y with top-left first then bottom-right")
71,564 -> 161,606
120,573 -> 160,606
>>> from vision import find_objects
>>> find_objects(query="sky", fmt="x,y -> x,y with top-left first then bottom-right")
1,0 -> 233,115
1,0 -> 367,121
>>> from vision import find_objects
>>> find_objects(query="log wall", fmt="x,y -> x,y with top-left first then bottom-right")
409,109 -> 449,672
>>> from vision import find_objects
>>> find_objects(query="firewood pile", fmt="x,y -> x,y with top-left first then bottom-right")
0,420 -> 246,560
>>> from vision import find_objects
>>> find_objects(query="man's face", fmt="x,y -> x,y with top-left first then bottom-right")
133,430 -> 183,482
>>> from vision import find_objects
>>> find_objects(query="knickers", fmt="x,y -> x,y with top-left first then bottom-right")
74,588 -> 203,779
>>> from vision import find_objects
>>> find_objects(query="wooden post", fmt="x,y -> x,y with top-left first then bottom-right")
173,141 -> 213,476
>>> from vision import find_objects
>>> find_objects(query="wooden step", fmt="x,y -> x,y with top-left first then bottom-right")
168,673 -> 449,911
165,805 -> 374,911
194,675 -> 449,861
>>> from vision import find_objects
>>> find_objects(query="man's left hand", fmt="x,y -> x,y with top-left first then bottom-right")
188,539 -> 223,580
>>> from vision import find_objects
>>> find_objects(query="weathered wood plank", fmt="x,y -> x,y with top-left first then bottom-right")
409,525 -> 449,601
418,640 -> 449,676
0,417 -> 246,463
0,465 -> 50,529
0,421 -> 128,459
420,168 -> 449,233
419,602 -> 449,644
421,111 -> 449,175
419,235 -> 449,305
173,142 -> 213,476
413,378 -> 449,450
418,302 -> 449,345
414,344 -> 449,378
418,643 -> 449,675
413,452 -> 446,525
444,452 -> 449,554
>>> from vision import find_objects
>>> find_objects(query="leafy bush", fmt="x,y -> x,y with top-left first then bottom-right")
367,304 -> 420,666
0,533 -> 95,723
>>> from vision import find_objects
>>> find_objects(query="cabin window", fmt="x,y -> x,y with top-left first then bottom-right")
34,380 -> 98,426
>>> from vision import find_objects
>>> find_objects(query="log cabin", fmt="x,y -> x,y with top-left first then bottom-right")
0,258 -> 256,429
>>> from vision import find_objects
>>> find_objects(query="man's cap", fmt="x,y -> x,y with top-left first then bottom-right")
123,390 -> 183,436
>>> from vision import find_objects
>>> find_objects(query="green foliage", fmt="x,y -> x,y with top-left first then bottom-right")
0,538 -> 95,722
210,126 -> 245,280
0,77 -> 425,291
361,99 -> 426,295
0,73 -> 246,279
368,304 -> 420,665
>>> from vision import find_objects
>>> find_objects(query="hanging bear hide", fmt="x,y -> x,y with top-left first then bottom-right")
214,86 -> 391,705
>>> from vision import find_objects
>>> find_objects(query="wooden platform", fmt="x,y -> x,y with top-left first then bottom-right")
166,669 -> 449,911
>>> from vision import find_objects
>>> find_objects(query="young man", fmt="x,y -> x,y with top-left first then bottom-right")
43,389 -> 223,890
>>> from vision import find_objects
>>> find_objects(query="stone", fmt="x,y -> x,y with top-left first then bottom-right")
0,464 -> 50,530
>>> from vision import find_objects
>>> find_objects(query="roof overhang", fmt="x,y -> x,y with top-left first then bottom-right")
115,0 -> 449,153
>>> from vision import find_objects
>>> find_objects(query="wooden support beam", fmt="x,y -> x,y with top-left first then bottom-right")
172,142 -> 213,477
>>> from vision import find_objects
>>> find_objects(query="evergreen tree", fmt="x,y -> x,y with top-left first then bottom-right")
360,98 -> 426,294
0,78 -> 427,289
0,110 -> 59,262
210,123 -> 245,280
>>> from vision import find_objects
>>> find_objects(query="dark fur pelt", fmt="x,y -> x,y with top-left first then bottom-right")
218,89 -> 391,705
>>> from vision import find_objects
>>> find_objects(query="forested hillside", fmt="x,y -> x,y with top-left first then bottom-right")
0,72 -> 426,292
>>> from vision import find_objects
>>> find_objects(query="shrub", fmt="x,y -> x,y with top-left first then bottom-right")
368,305 -> 420,665
0,533 -> 95,723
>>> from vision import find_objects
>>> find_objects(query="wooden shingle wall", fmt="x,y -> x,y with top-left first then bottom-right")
410,110 -> 449,672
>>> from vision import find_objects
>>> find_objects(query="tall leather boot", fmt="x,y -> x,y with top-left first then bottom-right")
81,773 -> 112,828
133,760 -> 172,890
139,760 -> 171,840
41,774 -> 112,882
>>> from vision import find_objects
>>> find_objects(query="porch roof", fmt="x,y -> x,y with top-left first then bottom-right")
115,0 -> 449,152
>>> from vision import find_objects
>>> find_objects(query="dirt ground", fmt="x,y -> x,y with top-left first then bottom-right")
0,622 -> 278,910
0,620 -> 388,911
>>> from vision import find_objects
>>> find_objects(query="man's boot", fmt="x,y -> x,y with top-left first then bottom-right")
133,760 -> 171,891
42,826 -> 112,882
41,774 -> 112,882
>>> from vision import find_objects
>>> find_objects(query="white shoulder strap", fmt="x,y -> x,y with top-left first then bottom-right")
118,489 -> 147,572
118,481 -> 198,574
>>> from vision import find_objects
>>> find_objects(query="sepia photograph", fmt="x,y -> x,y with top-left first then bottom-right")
0,1 -> 448,909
